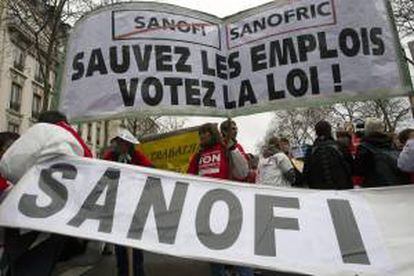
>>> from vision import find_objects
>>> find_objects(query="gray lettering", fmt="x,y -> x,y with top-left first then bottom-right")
67,168 -> 120,233
128,177 -> 188,244
18,163 -> 76,218
196,189 -> 242,250
255,195 -> 300,256
327,199 -> 370,264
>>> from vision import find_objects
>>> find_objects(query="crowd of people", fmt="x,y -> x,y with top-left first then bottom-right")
0,111 -> 413,276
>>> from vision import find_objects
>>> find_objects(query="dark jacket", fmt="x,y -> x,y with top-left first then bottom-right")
304,136 -> 353,190
354,132 -> 408,187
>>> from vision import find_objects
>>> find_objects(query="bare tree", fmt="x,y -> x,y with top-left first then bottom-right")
3,0 -> 100,112
263,107 -> 332,147
122,116 -> 187,139
392,0 -> 414,37
262,97 -> 410,151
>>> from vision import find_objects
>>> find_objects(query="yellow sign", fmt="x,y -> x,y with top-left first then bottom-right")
138,129 -> 199,173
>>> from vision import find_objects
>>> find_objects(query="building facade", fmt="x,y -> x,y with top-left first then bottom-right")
0,4 -> 50,134
0,2 -> 162,157
0,2 -> 110,156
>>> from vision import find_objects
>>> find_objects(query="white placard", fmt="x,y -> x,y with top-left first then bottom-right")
59,0 -> 410,122
1,156 -> 413,275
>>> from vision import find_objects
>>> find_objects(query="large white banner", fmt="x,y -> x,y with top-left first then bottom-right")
59,0 -> 411,122
0,156 -> 413,275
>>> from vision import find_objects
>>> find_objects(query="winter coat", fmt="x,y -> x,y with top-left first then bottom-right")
187,143 -> 249,181
397,139 -> 414,183
257,152 -> 294,187
303,136 -> 353,190
398,139 -> 414,173
354,132 -> 408,187
188,143 -> 230,179
0,122 -> 91,184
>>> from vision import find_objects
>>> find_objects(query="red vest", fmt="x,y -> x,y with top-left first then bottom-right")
188,143 -> 229,180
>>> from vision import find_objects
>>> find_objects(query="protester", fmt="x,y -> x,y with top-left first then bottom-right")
336,131 -> 352,155
0,132 -> 19,275
397,128 -> 414,183
0,110 -> 92,276
0,111 -> 92,184
278,137 -> 304,187
344,121 -> 362,156
256,137 -> 295,187
219,120 -> 250,178
303,120 -> 353,190
279,137 -> 293,159
354,118 -> 409,187
103,127 -> 153,276
187,123 -> 252,276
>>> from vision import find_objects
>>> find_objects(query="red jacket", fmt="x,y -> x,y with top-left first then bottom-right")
0,175 -> 8,193
187,143 -> 229,180
103,148 -> 153,167
230,142 -> 256,183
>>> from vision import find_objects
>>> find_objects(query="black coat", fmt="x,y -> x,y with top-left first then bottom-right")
353,132 -> 406,187
303,136 -> 353,190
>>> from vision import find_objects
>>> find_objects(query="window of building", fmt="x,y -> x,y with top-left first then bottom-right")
34,61 -> 44,83
7,122 -> 19,133
10,83 -> 22,112
32,91 -> 42,118
13,45 -> 25,71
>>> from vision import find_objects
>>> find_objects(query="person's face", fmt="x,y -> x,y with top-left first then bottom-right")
199,130 -> 212,147
279,141 -> 290,154
115,139 -> 130,154
344,122 -> 354,133
223,122 -> 238,140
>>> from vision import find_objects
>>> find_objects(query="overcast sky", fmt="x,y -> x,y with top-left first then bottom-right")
151,0 -> 274,154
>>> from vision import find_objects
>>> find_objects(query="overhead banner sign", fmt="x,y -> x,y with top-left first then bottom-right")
138,127 -> 200,173
59,0 -> 411,122
1,156 -> 413,275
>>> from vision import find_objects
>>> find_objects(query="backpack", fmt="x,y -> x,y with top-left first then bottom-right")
360,143 -> 409,187
307,140 -> 353,190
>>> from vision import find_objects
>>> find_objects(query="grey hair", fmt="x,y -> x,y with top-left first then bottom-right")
365,117 -> 384,135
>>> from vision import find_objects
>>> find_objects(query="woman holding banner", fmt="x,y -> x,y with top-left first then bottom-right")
103,127 -> 153,276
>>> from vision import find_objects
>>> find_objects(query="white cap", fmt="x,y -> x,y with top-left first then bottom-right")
116,128 -> 139,144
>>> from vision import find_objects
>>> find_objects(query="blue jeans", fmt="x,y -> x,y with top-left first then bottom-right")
115,245 -> 145,276
210,263 -> 254,276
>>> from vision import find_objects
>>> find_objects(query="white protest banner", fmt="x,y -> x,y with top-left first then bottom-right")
59,0 -> 411,122
0,156 -> 413,275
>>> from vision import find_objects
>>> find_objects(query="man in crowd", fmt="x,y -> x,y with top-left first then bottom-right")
0,110 -> 92,276
0,132 -> 19,274
188,123 -> 252,276
219,119 -> 255,184
397,128 -> 414,183
303,120 -> 353,190
256,137 -> 295,187
354,118 -> 409,187
103,127 -> 153,276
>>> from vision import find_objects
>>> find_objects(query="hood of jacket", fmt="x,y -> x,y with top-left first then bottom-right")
362,132 -> 393,148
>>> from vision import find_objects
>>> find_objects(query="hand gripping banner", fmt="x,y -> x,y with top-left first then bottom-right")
1,156 -> 413,275
58,0 -> 411,122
